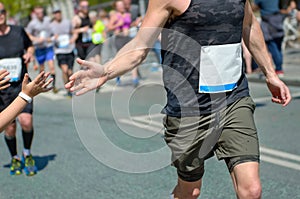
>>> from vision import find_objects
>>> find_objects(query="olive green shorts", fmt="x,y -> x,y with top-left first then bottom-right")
163,97 -> 260,182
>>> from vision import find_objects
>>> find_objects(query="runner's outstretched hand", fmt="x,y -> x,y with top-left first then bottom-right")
65,58 -> 108,96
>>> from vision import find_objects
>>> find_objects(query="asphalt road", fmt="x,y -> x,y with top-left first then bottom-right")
0,58 -> 299,199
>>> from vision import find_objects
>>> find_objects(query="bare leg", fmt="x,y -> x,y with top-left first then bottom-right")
230,162 -> 261,199
172,177 -> 202,199
60,64 -> 69,85
39,64 -> 45,73
47,60 -> 56,76
18,113 -> 33,132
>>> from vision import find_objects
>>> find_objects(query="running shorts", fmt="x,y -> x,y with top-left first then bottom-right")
163,96 -> 259,182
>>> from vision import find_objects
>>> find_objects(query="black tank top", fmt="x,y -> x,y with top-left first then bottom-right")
161,0 -> 249,116
76,15 -> 92,44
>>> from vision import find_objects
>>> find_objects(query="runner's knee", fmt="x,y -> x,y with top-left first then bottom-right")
5,122 -> 16,136
237,181 -> 262,199
18,117 -> 33,132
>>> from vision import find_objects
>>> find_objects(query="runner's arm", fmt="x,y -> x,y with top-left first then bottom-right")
107,13 -> 124,31
22,28 -> 35,64
66,0 -> 190,95
243,0 -> 291,106
72,15 -> 89,34
102,0 -> 172,80
243,0 -> 275,77
23,46 -> 35,64
66,0 -> 172,94
70,22 -> 78,44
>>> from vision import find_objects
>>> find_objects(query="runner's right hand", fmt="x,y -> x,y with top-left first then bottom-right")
65,58 -> 108,96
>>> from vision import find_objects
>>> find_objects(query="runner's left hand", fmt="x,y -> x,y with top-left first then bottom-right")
266,75 -> 291,106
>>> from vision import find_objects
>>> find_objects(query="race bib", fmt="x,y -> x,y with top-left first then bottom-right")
129,27 -> 138,38
39,30 -> 47,38
0,58 -> 22,82
82,29 -> 93,43
92,33 -> 102,44
199,43 -> 242,93
57,34 -> 70,48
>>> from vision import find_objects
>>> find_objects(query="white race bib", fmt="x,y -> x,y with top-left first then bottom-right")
82,29 -> 93,43
57,34 -> 70,48
93,33 -> 102,43
129,27 -> 138,38
199,43 -> 242,93
0,58 -> 22,82
39,30 -> 47,38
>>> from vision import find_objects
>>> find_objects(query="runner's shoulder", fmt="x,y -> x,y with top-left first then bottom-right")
151,0 -> 191,17
170,0 -> 191,17
8,25 -> 25,34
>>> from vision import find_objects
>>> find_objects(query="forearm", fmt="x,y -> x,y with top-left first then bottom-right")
74,26 -> 89,34
243,17 -> 276,78
70,33 -> 78,43
27,33 -> 41,43
104,37 -> 149,80
0,97 -> 27,132
26,46 -> 35,56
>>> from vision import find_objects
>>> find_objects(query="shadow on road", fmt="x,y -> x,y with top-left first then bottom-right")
3,154 -> 56,172
255,103 -> 267,108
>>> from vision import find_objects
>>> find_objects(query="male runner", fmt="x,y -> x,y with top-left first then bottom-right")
66,1 -> 291,198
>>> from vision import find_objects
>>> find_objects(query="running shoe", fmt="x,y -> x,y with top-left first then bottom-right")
22,155 -> 37,176
275,70 -> 284,78
10,158 -> 22,176
64,91 -> 73,99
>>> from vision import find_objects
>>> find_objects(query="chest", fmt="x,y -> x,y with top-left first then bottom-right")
51,21 -> 71,35
169,0 -> 245,29
0,33 -> 24,59
32,19 -> 51,36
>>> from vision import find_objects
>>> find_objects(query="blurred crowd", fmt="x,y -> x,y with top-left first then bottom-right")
245,0 -> 300,76
5,0 -> 159,96
2,0 -> 300,92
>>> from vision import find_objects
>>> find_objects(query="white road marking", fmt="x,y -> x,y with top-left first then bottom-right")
260,155 -> 300,171
261,147 -> 300,162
